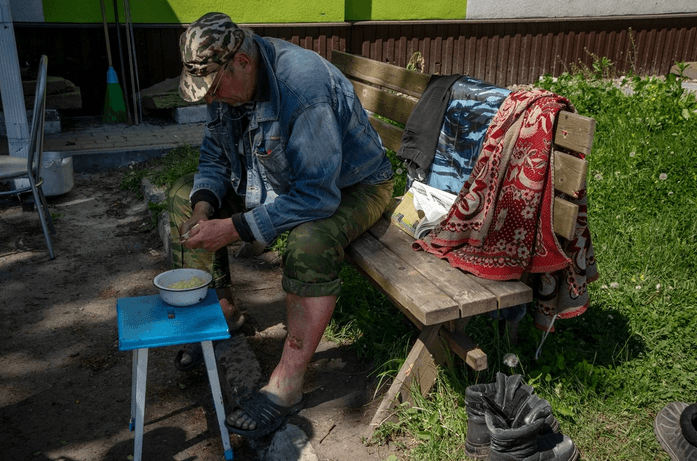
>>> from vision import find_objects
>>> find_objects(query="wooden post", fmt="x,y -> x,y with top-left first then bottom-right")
370,325 -> 442,427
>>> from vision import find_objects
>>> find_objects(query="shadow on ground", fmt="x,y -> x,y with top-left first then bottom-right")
0,170 -> 392,461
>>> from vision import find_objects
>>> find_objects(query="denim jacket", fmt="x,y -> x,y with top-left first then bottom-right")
191,36 -> 393,246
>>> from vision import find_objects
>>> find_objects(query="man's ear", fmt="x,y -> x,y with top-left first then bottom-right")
237,53 -> 252,72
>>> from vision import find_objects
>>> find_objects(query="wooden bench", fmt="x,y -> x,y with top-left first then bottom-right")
330,51 -> 596,427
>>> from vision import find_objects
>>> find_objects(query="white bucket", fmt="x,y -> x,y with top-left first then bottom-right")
41,152 -> 74,196
13,151 -> 75,196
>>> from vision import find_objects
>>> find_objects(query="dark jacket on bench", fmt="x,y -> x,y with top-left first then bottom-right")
397,74 -> 462,181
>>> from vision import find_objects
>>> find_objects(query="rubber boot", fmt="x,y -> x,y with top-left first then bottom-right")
485,397 -> 579,461
465,373 -> 560,459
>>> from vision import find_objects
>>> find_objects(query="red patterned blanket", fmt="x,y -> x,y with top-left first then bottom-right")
413,89 -> 598,331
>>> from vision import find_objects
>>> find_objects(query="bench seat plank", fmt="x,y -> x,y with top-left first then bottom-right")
369,218 -> 532,314
465,275 -> 533,309
346,229 -> 461,326
367,218 -> 502,317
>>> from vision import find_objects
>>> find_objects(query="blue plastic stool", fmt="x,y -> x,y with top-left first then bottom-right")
116,291 -> 234,461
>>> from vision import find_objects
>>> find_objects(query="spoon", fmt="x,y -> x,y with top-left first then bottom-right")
175,223 -> 199,243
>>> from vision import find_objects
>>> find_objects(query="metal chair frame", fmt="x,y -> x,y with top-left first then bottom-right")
0,55 -> 56,259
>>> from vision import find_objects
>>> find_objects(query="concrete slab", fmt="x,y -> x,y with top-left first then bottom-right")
215,330 -> 264,408
69,146 -> 173,173
671,62 -> 697,80
259,424 -> 318,461
0,108 -> 60,135
173,104 -> 207,124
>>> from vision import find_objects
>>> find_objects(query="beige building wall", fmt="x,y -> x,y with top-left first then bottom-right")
466,0 -> 695,19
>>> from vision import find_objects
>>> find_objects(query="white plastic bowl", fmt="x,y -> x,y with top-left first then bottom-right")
153,268 -> 213,306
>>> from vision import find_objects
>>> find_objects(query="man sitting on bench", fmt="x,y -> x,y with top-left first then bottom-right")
169,12 -> 394,438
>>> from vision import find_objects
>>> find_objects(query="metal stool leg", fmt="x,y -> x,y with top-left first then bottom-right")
201,340 -> 234,460
129,348 -> 148,461
130,349 -> 138,431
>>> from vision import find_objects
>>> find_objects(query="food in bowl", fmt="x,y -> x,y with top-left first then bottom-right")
168,276 -> 208,290
153,269 -> 213,306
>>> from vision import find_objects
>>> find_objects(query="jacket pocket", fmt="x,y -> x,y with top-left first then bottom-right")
255,142 -> 291,194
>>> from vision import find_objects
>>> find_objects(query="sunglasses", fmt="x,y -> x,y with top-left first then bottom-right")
207,61 -> 230,99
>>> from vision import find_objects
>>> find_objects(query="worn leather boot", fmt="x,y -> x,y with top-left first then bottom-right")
465,380 -> 497,459
485,396 -> 579,461
465,373 -> 560,459
654,402 -> 697,461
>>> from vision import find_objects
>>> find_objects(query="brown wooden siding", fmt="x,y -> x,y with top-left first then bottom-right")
13,14 -> 697,116
349,15 -> 697,87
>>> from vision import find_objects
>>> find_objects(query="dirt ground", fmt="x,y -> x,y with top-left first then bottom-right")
0,171 -> 401,461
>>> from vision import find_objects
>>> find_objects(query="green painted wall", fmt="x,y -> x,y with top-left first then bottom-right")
41,0 -> 465,23
42,0 -> 344,23
346,0 -> 467,21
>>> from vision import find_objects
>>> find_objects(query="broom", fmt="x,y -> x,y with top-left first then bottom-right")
112,0 -> 132,124
100,0 -> 127,123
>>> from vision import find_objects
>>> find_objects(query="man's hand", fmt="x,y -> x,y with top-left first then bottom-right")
183,218 -> 240,252
179,201 -> 215,239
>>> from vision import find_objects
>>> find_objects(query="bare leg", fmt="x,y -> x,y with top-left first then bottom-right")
227,293 -> 336,431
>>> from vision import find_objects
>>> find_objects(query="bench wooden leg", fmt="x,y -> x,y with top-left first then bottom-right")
439,327 -> 488,371
370,325 -> 442,427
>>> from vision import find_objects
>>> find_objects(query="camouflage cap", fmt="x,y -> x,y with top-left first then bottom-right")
179,12 -> 245,102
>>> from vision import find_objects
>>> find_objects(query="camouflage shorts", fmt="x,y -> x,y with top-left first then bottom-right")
169,173 -> 394,297
282,179 -> 394,297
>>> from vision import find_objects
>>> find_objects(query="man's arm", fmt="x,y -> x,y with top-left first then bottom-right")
191,103 -> 235,210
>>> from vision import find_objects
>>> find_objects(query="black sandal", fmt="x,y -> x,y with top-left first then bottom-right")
225,390 -> 305,438
173,343 -> 204,372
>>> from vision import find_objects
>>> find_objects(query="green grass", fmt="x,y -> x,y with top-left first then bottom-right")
327,66 -> 697,460
120,143 -> 200,198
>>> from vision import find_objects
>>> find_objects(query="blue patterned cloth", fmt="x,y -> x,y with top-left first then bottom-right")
425,76 -> 511,194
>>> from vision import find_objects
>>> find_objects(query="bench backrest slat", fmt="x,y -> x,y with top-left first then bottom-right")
332,51 -> 430,98
352,80 -> 418,126
554,196 -> 580,242
554,112 -> 596,156
554,151 -> 588,198
368,117 -> 404,153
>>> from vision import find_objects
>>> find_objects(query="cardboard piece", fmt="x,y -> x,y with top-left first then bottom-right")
388,189 -> 424,238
